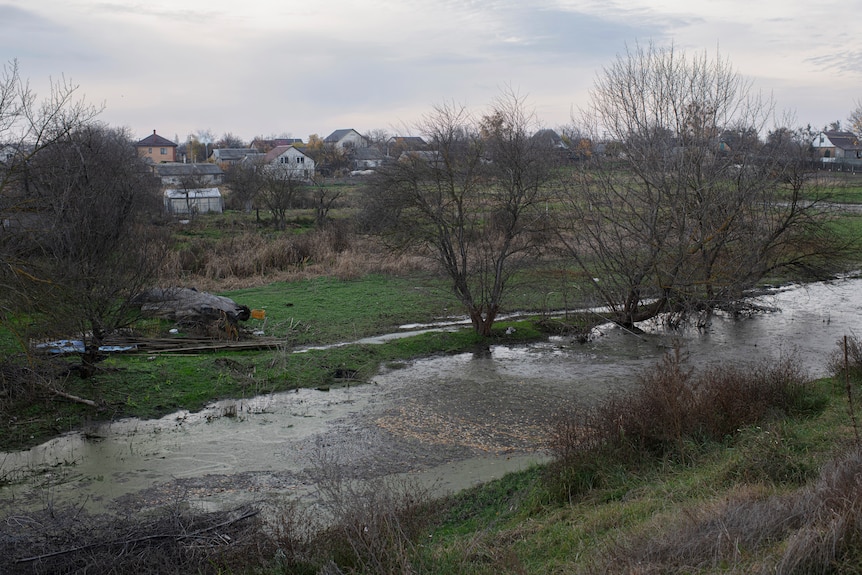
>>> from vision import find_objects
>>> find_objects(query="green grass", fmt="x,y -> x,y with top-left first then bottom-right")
0,278 -> 546,451
222,274 -> 455,345
403,377 -> 852,575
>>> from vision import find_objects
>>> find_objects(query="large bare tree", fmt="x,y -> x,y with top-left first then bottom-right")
23,124 -> 168,373
361,91 -> 557,335
0,60 -> 101,337
558,43 -> 851,328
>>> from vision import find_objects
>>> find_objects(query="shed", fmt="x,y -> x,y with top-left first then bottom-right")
164,188 -> 224,215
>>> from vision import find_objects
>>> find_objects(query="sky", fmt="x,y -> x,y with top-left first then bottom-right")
2,0 -> 860,145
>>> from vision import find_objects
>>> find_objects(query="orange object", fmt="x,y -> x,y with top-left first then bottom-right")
250,309 -> 266,320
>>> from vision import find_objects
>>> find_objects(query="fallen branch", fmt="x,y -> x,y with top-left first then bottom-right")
46,386 -> 98,407
14,507 -> 260,564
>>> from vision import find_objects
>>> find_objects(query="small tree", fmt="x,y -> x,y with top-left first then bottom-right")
309,175 -> 341,228
260,165 -> 306,230
361,91 -> 556,335
224,157 -> 266,216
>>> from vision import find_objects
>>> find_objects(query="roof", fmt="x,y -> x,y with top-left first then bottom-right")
821,130 -> 862,151
137,130 -> 177,148
324,129 -> 360,143
153,163 -> 223,177
354,146 -> 384,161
263,145 -> 310,163
532,129 -> 567,148
389,136 -> 426,145
211,148 -> 261,161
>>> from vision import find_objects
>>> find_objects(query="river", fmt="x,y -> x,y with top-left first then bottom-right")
1,276 -> 860,516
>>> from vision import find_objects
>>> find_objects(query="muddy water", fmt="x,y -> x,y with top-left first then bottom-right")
2,277 -> 861,516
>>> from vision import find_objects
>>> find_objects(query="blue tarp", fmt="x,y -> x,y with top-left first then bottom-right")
35,339 -> 137,354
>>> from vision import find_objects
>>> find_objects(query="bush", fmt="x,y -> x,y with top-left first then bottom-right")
545,346 -> 816,502
828,334 -> 862,382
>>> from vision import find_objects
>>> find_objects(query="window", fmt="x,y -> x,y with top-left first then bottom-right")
148,147 -> 153,153
160,148 -> 167,155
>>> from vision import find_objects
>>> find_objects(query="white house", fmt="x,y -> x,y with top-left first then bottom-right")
163,188 -> 224,215
324,129 -> 367,150
811,131 -> 862,159
263,145 -> 315,179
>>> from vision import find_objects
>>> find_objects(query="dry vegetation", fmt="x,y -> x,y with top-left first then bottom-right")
159,219 -> 435,293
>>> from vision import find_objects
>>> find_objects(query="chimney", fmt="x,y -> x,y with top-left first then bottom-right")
153,130 -> 157,135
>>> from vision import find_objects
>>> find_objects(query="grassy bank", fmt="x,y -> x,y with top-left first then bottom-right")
405,378 -> 856,574
248,350 -> 860,575
0,271 -> 556,451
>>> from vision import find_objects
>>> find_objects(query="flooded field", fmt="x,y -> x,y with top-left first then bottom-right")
2,276 -> 861,517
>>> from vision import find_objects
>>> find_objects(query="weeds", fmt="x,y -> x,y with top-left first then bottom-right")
545,344 -> 817,503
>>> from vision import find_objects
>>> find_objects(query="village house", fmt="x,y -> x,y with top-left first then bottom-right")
811,130 -> 862,159
209,148 -> 265,165
324,129 -> 367,150
263,145 -> 315,179
136,130 -> 178,163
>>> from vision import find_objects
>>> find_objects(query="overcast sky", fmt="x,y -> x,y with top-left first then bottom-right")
2,0 -> 859,144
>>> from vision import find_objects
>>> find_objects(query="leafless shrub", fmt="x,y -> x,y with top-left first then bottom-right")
268,498 -> 321,573
827,334 -> 862,382
306,445 -> 437,574
546,346 -> 812,500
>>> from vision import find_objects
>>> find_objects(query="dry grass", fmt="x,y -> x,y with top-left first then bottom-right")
545,346 -> 812,501
603,448 -> 862,574
161,227 -> 434,292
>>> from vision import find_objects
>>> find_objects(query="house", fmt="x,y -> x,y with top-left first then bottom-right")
812,130 -> 862,159
136,130 -> 178,163
210,148 -> 265,165
150,163 -> 224,187
324,129 -> 367,150
385,136 -> 426,157
163,188 -> 223,215
249,137 -> 303,153
531,129 -> 568,150
352,146 -> 385,170
263,145 -> 315,179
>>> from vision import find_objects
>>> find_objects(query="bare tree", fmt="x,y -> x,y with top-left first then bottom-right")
260,164 -> 307,230
557,43 -> 851,328
215,131 -> 246,149
23,124 -> 168,373
309,175 -> 341,228
847,100 -> 862,136
361,91 -> 556,335
0,60 -> 101,338
224,157 -> 267,216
